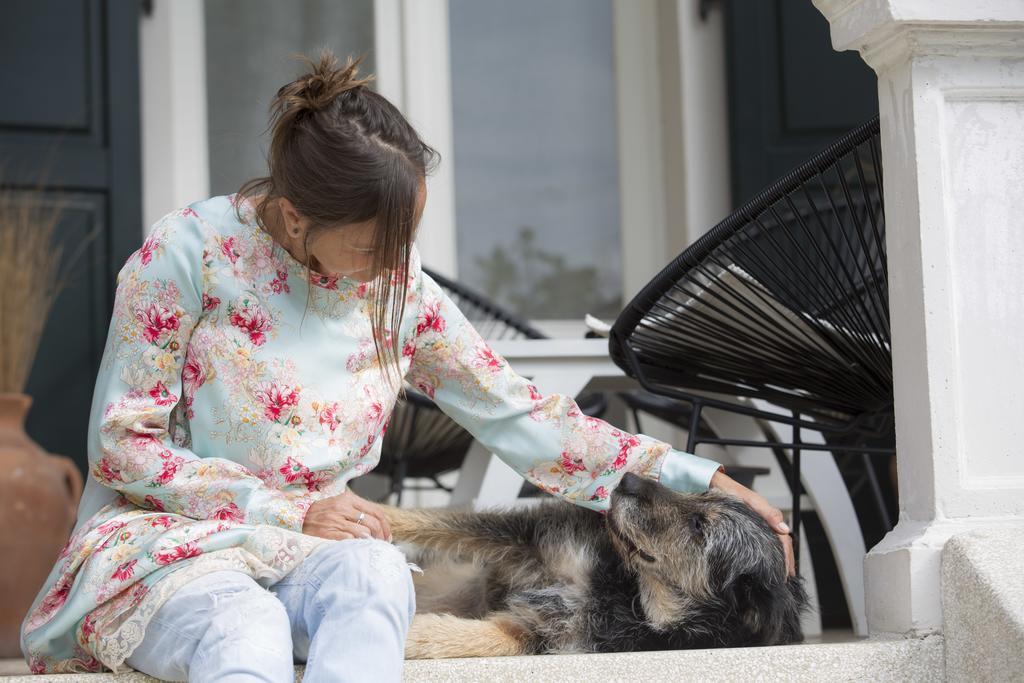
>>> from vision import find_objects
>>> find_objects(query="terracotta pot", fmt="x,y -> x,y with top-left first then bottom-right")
0,392 -> 83,658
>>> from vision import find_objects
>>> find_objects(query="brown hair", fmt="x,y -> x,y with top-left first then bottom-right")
235,47 -> 440,392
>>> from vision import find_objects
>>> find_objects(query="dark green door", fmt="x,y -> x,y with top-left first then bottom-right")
724,0 -> 878,207
0,0 -> 143,474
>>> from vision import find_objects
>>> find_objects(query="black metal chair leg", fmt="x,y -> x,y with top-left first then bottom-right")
791,411 -> 802,576
686,399 -> 703,454
860,451 -> 892,531
631,407 -> 643,434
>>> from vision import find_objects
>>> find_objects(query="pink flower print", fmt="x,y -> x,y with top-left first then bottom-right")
366,400 -> 383,427
137,303 -> 180,344
302,469 -> 333,492
257,383 -> 300,422
149,380 -> 178,407
612,435 -> 641,470
111,559 -> 138,582
182,207 -> 198,218
591,486 -> 609,501
230,302 -> 272,346
560,451 -> 586,475
80,612 -> 98,640
80,656 -> 102,673
154,541 -> 202,565
357,282 -> 369,298
149,515 -> 176,529
202,292 -> 221,311
126,430 -> 162,455
416,300 -> 445,336
129,581 -> 151,608
143,495 -> 166,512
346,339 -> 375,373
527,384 -> 542,401
311,272 -> 339,290
95,519 -> 127,537
318,402 -> 340,432
212,501 -> 244,522
473,342 -> 504,372
402,338 -> 417,359
138,233 -> 160,266
29,656 -> 46,675
270,269 -> 291,294
413,378 -> 436,399
221,236 -> 240,264
362,429 -> 383,458
280,456 -> 310,484
36,575 -> 72,622
182,350 -> 205,403
153,456 -> 183,485
95,457 -> 124,483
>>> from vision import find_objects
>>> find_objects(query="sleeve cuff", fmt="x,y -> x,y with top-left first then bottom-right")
244,490 -> 308,533
657,448 -> 724,493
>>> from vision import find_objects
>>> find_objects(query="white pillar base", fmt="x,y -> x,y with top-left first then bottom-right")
866,517 -> 1024,636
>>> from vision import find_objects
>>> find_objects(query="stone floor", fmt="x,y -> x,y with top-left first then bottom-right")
0,629 -> 861,676
1,631 -> 944,682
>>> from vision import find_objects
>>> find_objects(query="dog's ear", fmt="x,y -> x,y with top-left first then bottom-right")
731,572 -> 807,645
778,574 -> 810,644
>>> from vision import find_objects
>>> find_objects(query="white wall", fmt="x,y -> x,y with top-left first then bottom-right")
613,0 -> 731,301
138,0 -> 210,235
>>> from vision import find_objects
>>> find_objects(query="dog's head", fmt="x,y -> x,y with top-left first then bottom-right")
607,471 -> 808,645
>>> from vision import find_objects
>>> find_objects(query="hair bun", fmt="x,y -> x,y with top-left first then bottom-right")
278,48 -> 375,116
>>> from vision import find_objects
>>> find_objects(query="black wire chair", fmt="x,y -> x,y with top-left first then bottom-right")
608,116 -> 894,573
378,267 -> 607,505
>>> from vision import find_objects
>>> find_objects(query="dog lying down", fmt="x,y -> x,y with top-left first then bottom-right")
383,471 -> 810,659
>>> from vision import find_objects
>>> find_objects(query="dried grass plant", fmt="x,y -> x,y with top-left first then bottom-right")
0,168 -> 98,393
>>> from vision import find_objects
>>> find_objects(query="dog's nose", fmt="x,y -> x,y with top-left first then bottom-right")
617,471 -> 646,497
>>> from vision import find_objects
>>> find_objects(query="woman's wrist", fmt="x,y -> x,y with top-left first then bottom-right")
708,466 -> 729,490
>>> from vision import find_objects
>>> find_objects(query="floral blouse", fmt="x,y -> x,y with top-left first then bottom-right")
19,193 -> 722,674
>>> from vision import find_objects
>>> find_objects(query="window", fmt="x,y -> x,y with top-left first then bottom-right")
448,0 -> 623,320
204,0 -> 376,196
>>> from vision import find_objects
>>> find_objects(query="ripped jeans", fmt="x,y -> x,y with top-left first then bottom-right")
123,538 -> 417,682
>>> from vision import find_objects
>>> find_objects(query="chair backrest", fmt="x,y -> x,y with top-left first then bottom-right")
609,117 -> 889,424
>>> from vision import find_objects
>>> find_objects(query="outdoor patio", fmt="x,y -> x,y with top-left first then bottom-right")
2,0 -> 1022,680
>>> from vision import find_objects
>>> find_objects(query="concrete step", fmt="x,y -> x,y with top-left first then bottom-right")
0,635 -> 943,682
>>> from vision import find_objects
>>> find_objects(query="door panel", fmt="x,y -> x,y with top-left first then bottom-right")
0,0 -> 142,474
724,0 -> 878,207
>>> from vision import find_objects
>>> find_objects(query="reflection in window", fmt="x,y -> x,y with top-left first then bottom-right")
449,0 -> 622,320
204,0 -> 375,196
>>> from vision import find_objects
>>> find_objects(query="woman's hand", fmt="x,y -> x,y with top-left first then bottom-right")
301,488 -> 393,542
709,468 -> 796,577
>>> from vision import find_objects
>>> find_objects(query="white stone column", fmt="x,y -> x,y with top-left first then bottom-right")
812,0 -> 1024,636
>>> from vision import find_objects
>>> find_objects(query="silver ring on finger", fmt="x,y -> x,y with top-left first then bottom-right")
356,511 -> 366,524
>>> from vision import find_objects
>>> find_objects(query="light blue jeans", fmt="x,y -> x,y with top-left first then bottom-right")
123,538 -> 417,682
